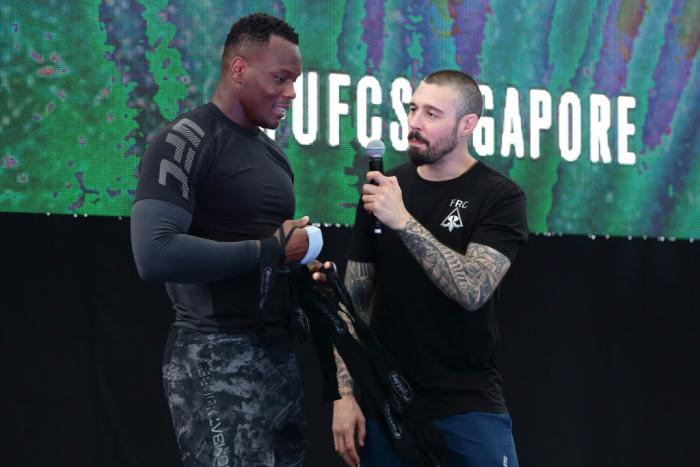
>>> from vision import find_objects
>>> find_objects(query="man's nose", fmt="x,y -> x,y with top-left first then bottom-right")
283,82 -> 296,100
408,112 -> 422,131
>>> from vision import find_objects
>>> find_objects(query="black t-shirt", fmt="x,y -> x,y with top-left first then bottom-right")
348,161 -> 528,418
135,102 -> 295,334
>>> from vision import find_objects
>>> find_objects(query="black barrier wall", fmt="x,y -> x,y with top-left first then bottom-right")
2,212 -> 699,467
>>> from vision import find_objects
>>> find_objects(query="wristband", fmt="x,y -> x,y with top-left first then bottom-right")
300,225 -> 323,265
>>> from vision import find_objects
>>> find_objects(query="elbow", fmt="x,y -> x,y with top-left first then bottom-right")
461,301 -> 481,312
459,293 -> 490,312
131,244 -> 167,282
133,255 -> 161,282
135,263 -> 160,282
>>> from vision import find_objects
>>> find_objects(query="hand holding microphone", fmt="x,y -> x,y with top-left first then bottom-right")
362,140 -> 412,232
366,140 -> 385,235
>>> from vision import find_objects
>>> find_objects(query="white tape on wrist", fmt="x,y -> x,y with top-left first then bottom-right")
300,225 -> 323,265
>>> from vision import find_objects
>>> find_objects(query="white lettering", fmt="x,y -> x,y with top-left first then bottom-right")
357,75 -> 382,147
590,93 -> 612,164
328,73 -> 351,147
558,91 -> 582,162
390,77 -> 411,151
617,95 -> 636,165
529,89 -> 552,159
292,72 -> 318,145
500,87 -> 525,158
474,84 -> 495,156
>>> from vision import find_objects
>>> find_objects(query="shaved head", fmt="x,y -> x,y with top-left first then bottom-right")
422,70 -> 483,118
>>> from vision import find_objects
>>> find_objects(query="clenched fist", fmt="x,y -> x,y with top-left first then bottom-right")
274,216 -> 310,265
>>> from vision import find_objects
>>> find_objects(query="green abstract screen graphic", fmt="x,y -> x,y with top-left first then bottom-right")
2,0 -> 699,238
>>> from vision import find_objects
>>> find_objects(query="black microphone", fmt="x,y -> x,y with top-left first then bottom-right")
366,139 -> 385,235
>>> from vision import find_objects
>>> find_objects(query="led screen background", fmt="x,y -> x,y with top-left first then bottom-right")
1,0 -> 698,238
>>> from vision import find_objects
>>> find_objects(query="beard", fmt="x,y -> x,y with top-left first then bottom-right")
407,124 -> 459,166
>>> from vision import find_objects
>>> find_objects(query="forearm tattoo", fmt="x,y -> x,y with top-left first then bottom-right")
333,261 -> 376,397
396,217 -> 511,311
333,307 -> 360,396
343,260 -> 376,325
334,346 -> 354,397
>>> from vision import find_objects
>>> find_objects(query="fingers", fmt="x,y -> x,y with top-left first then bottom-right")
333,431 -> 341,458
311,271 -> 326,282
333,421 -> 362,465
339,430 -> 359,466
311,261 -> 337,282
334,430 -> 355,467
281,216 -> 309,233
366,170 -> 387,184
332,397 -> 365,466
361,180 -> 397,197
344,437 -> 360,466
357,416 -> 367,447
308,260 -> 326,281
291,215 -> 309,228
367,170 -> 399,184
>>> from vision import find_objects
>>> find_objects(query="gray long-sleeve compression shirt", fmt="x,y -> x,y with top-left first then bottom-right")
130,198 -> 260,283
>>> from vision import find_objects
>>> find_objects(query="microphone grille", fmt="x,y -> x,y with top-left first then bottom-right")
366,139 -> 385,158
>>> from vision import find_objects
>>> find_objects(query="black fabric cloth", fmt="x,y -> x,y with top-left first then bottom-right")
291,268 -> 447,467
348,161 -> 528,418
134,102 -> 295,336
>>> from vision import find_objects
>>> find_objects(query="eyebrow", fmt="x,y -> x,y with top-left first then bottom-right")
271,67 -> 300,78
409,102 -> 445,114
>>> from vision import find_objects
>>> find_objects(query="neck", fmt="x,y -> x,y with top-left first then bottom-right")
212,82 -> 253,128
417,146 -> 477,181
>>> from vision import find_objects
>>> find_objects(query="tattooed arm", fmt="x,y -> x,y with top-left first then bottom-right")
332,260 -> 374,465
361,171 -> 514,311
343,260 -> 377,325
397,216 -> 510,311
334,260 -> 376,395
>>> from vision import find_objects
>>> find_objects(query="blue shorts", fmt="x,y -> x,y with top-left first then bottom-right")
359,412 -> 518,467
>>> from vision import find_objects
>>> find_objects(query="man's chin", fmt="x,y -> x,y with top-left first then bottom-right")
408,149 -> 428,166
259,119 -> 281,130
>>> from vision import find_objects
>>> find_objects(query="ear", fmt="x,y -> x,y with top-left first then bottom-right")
458,113 -> 479,137
228,56 -> 247,83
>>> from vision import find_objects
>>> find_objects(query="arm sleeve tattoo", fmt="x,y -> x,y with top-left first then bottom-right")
343,260 -> 376,325
396,216 -> 511,311
334,346 -> 354,397
334,260 -> 376,396
334,306 -> 361,396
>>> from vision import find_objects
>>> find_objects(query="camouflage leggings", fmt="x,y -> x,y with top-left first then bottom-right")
162,326 -> 306,467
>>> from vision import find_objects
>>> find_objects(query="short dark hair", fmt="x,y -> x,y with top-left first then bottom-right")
223,12 -> 299,58
423,70 -> 483,118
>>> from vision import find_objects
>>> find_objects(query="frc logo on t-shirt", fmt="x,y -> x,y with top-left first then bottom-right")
441,199 -> 469,232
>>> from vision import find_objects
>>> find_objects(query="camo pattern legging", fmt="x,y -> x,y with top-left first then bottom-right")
162,326 -> 306,467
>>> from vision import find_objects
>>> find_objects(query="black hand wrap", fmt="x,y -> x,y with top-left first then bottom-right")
256,225 -> 299,334
290,267 -> 447,467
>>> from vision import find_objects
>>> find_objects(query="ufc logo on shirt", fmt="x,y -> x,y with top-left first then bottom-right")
158,118 -> 205,200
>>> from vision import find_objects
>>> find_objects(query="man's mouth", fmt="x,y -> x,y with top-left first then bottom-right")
408,132 -> 427,145
408,137 -> 427,146
273,104 -> 288,118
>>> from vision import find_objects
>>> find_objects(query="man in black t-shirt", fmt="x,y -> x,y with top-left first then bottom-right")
331,71 -> 528,467
130,14 -> 314,467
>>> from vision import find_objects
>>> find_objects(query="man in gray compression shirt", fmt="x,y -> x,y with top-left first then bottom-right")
131,13 -> 314,467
